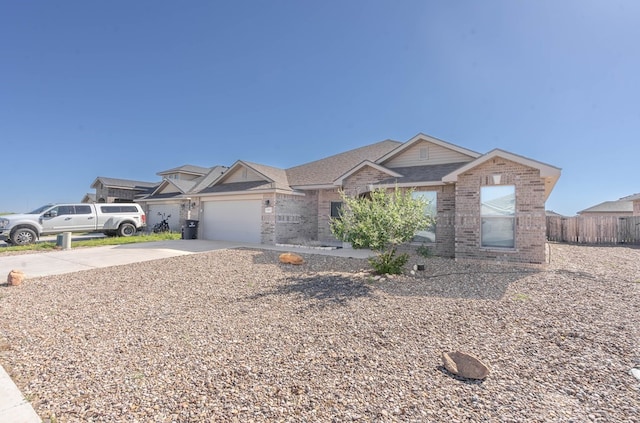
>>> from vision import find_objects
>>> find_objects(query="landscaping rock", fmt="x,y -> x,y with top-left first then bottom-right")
0,244 -> 637,422
7,269 -> 25,286
442,351 -> 490,380
278,252 -> 305,265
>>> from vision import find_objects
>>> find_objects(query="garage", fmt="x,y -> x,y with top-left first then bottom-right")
147,204 -> 181,233
202,199 -> 262,243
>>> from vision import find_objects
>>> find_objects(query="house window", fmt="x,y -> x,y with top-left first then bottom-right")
412,191 -> 437,242
330,201 -> 343,218
419,147 -> 428,160
481,185 -> 515,248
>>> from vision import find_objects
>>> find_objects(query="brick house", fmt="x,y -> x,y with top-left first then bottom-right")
188,133 -> 561,265
135,165 -> 226,231
577,193 -> 640,217
90,177 -> 157,204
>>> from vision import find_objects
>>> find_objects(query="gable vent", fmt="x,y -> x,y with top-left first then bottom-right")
420,147 -> 428,160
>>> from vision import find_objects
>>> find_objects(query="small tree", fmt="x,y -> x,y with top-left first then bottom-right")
330,187 -> 433,274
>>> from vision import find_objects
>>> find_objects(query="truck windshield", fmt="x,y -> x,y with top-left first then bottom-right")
29,205 -> 55,214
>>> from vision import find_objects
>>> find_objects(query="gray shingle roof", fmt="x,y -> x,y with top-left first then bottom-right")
578,200 -> 633,214
91,177 -> 158,190
199,180 -> 274,194
620,193 -> 640,201
143,192 -> 183,199
241,161 -> 291,190
377,162 -> 470,185
286,140 -> 401,187
157,164 -> 212,176
189,166 -> 229,193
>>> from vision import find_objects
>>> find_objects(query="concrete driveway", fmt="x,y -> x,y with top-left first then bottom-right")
0,239 -> 374,279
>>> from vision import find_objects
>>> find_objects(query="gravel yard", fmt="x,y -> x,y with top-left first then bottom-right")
1,243 -> 639,422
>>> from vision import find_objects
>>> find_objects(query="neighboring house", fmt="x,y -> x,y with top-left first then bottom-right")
186,133 -> 560,265
545,210 -> 564,217
577,193 -> 640,217
136,165 -> 227,231
81,193 -> 96,203
91,177 -> 158,203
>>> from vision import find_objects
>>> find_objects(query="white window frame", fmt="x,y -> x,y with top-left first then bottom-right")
480,185 -> 516,248
412,191 -> 437,243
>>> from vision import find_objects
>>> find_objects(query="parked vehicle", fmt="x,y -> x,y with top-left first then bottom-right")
0,203 -> 147,245
152,212 -> 171,233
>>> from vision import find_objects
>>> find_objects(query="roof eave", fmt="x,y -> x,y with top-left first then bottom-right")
332,160 -> 403,186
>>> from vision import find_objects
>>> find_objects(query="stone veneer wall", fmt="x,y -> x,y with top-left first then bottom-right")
260,192 -> 318,244
318,189 -> 343,243
343,167 -> 392,196
434,185 -> 456,258
454,158 -> 547,264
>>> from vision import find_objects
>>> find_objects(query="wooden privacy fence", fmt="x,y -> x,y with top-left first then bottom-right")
546,215 -> 640,244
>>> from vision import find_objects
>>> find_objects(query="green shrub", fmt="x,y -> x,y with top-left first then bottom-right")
416,243 -> 432,258
330,186 -> 433,274
369,250 -> 409,275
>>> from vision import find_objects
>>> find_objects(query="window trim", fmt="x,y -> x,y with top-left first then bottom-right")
330,201 -> 343,218
411,190 -> 437,243
480,185 -> 516,249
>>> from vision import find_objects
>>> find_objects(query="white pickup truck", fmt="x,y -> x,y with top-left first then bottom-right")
0,203 -> 147,245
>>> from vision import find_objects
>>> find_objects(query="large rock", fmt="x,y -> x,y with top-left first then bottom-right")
7,270 -> 25,286
442,351 -> 489,380
279,252 -> 305,265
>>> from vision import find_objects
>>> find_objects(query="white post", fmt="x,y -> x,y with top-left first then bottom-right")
62,232 -> 72,250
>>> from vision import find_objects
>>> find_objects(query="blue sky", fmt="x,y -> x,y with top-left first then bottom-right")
2,1 -> 638,215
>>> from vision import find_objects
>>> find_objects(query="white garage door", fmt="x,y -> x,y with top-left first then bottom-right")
203,200 -> 262,243
148,204 -> 181,233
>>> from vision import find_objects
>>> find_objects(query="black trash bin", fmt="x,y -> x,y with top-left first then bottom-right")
183,219 -> 199,239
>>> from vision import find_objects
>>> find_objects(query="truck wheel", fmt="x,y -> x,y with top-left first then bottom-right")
11,228 -> 37,245
117,223 -> 136,237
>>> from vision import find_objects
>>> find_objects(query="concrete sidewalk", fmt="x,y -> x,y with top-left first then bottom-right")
0,239 -> 373,422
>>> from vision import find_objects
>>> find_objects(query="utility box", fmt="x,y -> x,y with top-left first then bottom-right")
56,232 -> 72,250
183,220 -> 199,239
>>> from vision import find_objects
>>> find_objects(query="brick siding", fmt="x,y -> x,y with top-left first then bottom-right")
318,189 -> 343,242
454,158 -> 547,264
258,192 -> 319,244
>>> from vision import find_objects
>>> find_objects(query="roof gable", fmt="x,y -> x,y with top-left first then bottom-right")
333,161 -> 402,186
189,166 -> 228,193
197,161 -> 291,193
376,133 -> 481,166
442,149 -> 561,200
157,164 -> 212,177
148,178 -> 198,197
